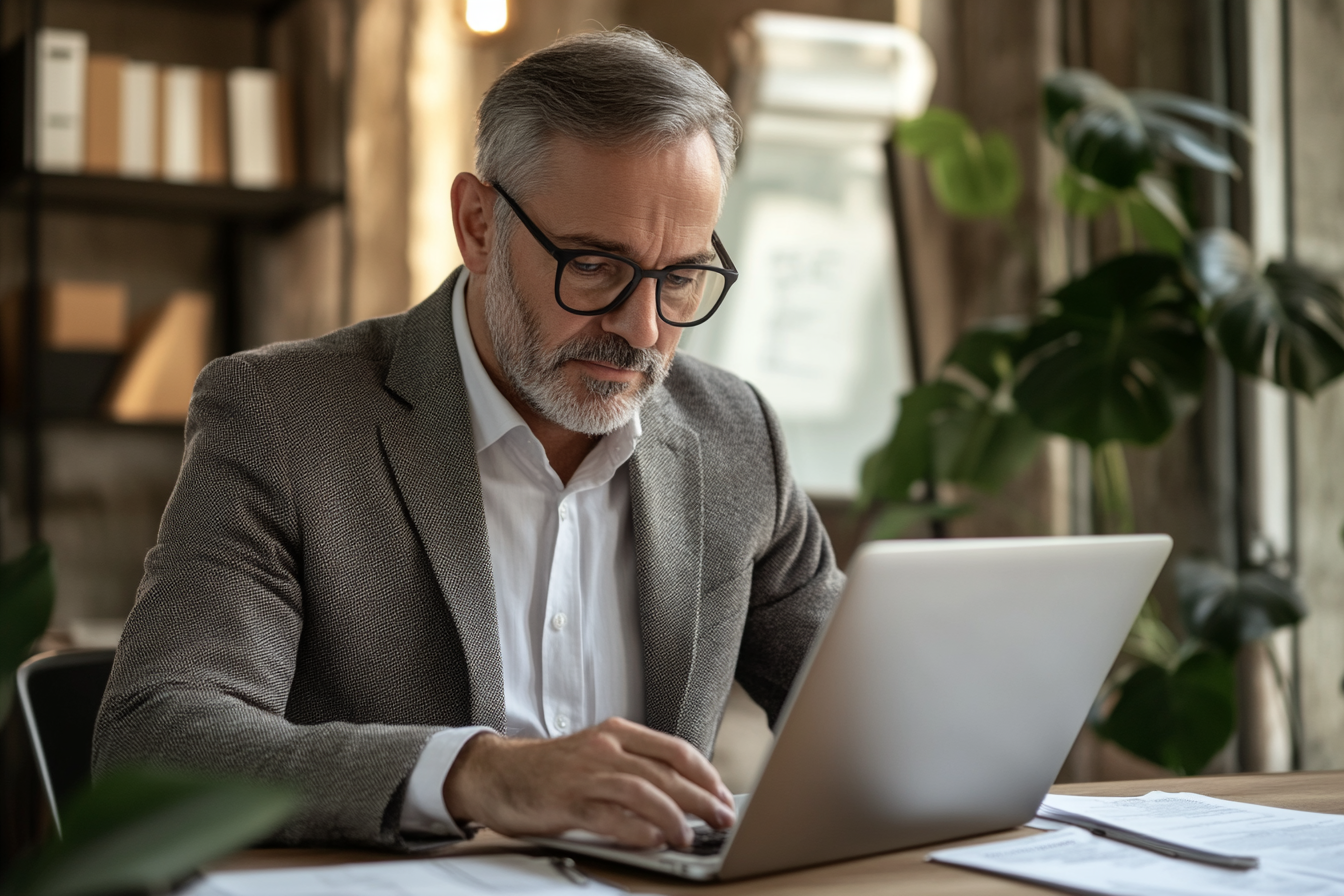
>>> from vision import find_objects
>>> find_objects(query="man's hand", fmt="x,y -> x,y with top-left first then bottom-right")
441,717 -> 736,849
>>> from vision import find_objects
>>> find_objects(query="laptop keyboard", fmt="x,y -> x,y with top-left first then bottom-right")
671,827 -> 728,856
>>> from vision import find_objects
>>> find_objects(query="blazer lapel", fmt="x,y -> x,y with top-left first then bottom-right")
377,270 -> 507,732
629,398 -> 704,742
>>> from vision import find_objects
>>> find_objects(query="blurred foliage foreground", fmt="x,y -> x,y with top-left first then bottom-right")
0,543 -> 297,896
860,69 -> 1342,774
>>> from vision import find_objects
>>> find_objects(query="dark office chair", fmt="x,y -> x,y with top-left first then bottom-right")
16,648 -> 117,835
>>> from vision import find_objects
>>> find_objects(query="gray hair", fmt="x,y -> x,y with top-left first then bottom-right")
475,28 -> 740,219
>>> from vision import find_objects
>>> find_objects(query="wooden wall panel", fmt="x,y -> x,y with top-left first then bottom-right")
1290,0 -> 1344,772
347,0 -> 412,322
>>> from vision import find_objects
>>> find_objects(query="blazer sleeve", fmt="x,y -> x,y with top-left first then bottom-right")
733,386 -> 846,729
92,354 -> 438,849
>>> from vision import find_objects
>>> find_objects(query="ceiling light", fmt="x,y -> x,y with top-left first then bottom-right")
465,0 -> 507,35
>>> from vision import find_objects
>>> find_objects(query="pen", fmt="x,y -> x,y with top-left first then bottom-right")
1086,826 -> 1259,870
550,856 -> 592,887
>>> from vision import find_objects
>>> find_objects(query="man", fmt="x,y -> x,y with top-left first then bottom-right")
94,29 -> 843,851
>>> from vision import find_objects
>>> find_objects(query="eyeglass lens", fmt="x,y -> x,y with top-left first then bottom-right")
560,255 -> 729,325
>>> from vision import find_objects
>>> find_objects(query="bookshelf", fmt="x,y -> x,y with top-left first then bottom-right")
0,0 -> 348,549
2,171 -> 341,220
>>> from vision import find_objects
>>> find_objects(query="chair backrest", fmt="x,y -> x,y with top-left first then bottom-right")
17,648 -> 117,835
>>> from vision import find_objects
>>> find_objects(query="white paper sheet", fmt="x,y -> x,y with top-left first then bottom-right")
183,854 -> 628,896
1043,791 -> 1344,881
929,828 -> 1344,896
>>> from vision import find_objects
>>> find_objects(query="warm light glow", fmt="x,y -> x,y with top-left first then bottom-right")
408,0 -> 470,305
465,0 -> 507,34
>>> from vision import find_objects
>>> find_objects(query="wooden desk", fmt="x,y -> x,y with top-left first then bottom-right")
216,770 -> 1344,894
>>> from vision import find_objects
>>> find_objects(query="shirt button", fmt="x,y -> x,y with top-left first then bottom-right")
551,612 -> 568,631
555,714 -> 569,731
558,503 -> 568,521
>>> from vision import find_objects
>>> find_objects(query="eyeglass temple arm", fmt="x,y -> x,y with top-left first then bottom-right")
711,232 -> 738,276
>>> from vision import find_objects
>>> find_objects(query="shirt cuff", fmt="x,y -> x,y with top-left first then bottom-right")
399,726 -> 496,837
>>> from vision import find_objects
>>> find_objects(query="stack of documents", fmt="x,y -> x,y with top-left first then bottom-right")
930,791 -> 1344,896
184,854 -> 634,896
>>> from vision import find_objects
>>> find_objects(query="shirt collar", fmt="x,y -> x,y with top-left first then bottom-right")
450,270 -> 643,465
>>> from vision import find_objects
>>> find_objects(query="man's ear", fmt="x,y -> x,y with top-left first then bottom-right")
452,173 -> 496,275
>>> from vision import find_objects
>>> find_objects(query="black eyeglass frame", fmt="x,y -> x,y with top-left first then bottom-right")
492,184 -> 739,328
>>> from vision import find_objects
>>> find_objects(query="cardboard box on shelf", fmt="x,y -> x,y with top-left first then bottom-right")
0,281 -> 129,415
106,290 -> 212,423
1,280 -> 129,352
45,280 -> 129,351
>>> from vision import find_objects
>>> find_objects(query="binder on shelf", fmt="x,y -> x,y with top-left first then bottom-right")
121,60 -> 159,178
159,66 -> 227,184
84,53 -> 123,175
107,290 -> 212,423
199,69 -> 227,182
160,66 -> 200,182
227,67 -> 295,190
35,28 -> 88,173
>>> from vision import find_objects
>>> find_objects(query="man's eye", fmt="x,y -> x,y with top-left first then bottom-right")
568,256 -> 632,281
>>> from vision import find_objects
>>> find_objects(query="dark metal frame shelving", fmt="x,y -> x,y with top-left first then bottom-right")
1,0 -> 343,553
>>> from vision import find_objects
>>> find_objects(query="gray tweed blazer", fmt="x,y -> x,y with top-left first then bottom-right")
93,268 -> 844,849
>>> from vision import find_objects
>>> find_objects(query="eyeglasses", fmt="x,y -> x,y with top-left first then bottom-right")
492,184 -> 738,328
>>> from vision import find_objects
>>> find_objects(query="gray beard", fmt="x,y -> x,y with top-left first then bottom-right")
482,247 -> 673,436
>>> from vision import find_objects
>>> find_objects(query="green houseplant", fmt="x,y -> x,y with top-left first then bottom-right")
859,70 -> 1344,774
0,543 -> 296,896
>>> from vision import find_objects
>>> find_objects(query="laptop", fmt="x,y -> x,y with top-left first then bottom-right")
527,534 -> 1173,880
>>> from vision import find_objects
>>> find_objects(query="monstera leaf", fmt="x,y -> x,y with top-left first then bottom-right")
898,108 -> 1022,219
1177,558 -> 1306,657
5,768 -> 297,896
1044,70 -> 1153,190
859,381 -> 963,509
0,542 -> 56,723
860,327 -> 1041,506
1095,650 -> 1237,775
1044,70 -> 1251,190
1187,229 -> 1344,395
1055,170 -> 1187,256
1014,253 -> 1207,447
932,326 -> 1043,490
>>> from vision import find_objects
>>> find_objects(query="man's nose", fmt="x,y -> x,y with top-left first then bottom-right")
601,276 -> 661,349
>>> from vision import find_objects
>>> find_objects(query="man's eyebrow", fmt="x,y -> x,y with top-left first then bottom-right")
673,249 -> 718,265
553,231 -> 718,266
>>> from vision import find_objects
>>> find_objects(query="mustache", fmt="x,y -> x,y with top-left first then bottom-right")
551,333 -> 666,376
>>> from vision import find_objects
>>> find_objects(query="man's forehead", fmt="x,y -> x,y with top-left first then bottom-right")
517,134 -> 722,263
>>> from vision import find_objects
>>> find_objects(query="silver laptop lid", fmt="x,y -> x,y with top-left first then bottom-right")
717,534 -> 1172,879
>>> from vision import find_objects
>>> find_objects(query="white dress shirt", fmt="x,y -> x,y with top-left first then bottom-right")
399,271 -> 645,836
